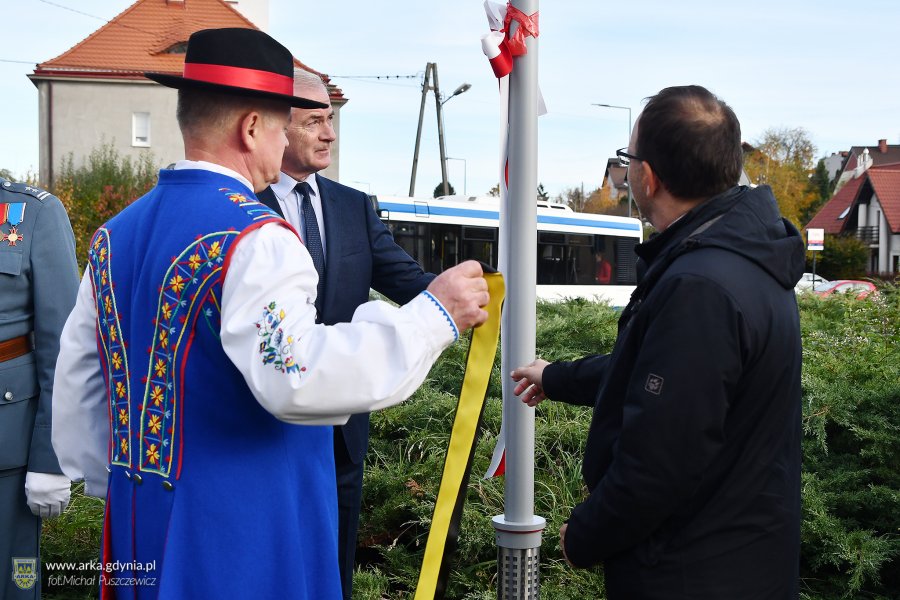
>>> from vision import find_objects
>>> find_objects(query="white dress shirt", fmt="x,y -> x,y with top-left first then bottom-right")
52,164 -> 457,497
270,171 -> 326,255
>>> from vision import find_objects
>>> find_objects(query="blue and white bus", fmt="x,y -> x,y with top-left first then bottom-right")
375,195 -> 643,306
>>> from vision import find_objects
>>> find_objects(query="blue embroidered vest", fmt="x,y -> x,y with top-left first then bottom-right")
88,169 -> 340,599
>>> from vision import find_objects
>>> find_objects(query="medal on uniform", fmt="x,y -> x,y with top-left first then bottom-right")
1,226 -> 23,246
0,203 -> 25,246
0,202 -> 25,226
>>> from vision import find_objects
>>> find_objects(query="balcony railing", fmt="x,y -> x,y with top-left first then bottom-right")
856,226 -> 879,245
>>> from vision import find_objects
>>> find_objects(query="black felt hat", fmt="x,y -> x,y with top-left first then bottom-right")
145,28 -> 327,109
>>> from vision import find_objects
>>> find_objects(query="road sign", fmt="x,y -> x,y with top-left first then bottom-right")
807,228 -> 824,251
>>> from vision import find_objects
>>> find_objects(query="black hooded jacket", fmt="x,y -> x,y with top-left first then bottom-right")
542,185 -> 805,599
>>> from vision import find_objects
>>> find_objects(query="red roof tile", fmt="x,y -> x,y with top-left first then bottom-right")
806,173 -> 864,233
867,168 -> 900,233
33,0 -> 344,100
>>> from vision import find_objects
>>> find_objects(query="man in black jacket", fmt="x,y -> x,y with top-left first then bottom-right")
512,85 -> 804,599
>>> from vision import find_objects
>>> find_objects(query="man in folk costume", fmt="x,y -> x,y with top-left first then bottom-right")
52,28 -> 489,599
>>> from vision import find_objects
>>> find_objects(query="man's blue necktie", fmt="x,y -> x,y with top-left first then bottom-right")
296,181 -> 325,313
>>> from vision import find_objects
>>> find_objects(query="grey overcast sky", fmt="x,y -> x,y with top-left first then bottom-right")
2,0 -> 897,198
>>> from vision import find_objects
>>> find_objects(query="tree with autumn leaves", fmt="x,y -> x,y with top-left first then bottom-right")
743,127 -> 832,228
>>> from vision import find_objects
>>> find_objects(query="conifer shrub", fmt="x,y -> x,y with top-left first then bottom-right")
43,294 -> 899,599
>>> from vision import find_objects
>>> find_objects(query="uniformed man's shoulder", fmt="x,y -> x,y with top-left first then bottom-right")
0,178 -> 58,205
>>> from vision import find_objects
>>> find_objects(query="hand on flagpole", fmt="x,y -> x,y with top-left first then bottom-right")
511,358 -> 549,406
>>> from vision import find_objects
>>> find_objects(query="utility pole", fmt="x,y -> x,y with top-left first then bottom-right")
409,63 -> 470,197
410,62 -> 448,197
410,63 -> 434,197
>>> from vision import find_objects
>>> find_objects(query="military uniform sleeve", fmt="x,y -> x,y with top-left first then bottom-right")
52,270 -> 110,497
564,275 -> 744,567
221,223 -> 458,425
27,195 -> 80,473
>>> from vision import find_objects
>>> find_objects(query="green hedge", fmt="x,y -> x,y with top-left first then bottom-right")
43,292 -> 899,599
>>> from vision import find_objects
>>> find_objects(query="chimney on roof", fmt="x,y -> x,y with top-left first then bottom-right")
854,148 -> 872,178
878,139 -> 888,153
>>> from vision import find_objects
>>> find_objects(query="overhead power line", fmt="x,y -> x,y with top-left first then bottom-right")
328,74 -> 420,80
37,0 -> 157,36
38,0 -> 108,21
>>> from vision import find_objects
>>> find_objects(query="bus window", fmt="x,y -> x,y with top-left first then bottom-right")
537,232 -> 566,284
614,237 -> 638,284
462,226 -> 498,268
388,222 -> 428,268
567,234 -> 594,284
430,224 -> 461,272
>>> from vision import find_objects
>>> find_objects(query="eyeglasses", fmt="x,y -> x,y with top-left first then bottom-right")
616,147 -> 644,168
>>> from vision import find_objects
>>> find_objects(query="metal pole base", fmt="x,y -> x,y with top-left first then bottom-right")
493,515 -> 545,600
497,545 -> 540,599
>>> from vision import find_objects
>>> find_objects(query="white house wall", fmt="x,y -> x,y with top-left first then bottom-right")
866,194 -> 898,275
890,232 -> 900,274
34,78 -> 181,186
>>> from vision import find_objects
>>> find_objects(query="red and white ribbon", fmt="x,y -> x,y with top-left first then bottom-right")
481,31 -> 513,79
480,0 -> 546,479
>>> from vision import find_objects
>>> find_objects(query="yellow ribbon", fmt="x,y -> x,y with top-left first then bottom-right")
414,271 -> 505,600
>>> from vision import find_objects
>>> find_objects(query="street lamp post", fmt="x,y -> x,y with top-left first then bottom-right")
409,63 -> 471,197
592,103 -> 633,217
445,157 -> 466,195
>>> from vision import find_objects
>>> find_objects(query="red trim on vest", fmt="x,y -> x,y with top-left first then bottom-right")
220,218 -> 300,283
175,322 -> 197,481
183,63 -> 293,95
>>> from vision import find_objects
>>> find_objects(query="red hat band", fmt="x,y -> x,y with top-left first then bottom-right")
182,63 -> 293,96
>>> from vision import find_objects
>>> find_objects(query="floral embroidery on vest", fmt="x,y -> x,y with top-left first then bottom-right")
218,187 -> 279,222
256,301 -> 306,375
139,230 -> 237,476
89,228 -> 132,467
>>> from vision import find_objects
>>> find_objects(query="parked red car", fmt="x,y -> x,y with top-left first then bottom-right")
815,280 -> 877,300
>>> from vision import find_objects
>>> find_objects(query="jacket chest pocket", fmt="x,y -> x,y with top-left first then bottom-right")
0,251 -> 23,276
0,252 -> 26,320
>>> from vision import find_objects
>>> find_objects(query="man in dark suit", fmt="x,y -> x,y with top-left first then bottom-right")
257,69 -> 434,600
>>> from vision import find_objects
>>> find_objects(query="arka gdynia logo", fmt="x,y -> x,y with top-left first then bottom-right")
12,557 -> 37,590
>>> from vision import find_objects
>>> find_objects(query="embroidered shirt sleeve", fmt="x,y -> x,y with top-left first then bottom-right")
220,223 -> 456,425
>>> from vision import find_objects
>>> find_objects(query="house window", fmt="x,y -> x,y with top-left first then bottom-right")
163,41 -> 188,54
132,112 -> 151,147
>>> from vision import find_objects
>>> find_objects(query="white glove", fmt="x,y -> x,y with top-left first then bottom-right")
24,472 -> 72,518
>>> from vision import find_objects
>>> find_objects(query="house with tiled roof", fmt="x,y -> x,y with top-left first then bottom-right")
806,157 -> 900,275
832,139 -> 900,190
28,0 -> 345,186
602,158 -> 628,201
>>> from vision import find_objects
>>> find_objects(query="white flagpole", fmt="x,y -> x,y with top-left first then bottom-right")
492,0 -> 545,597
